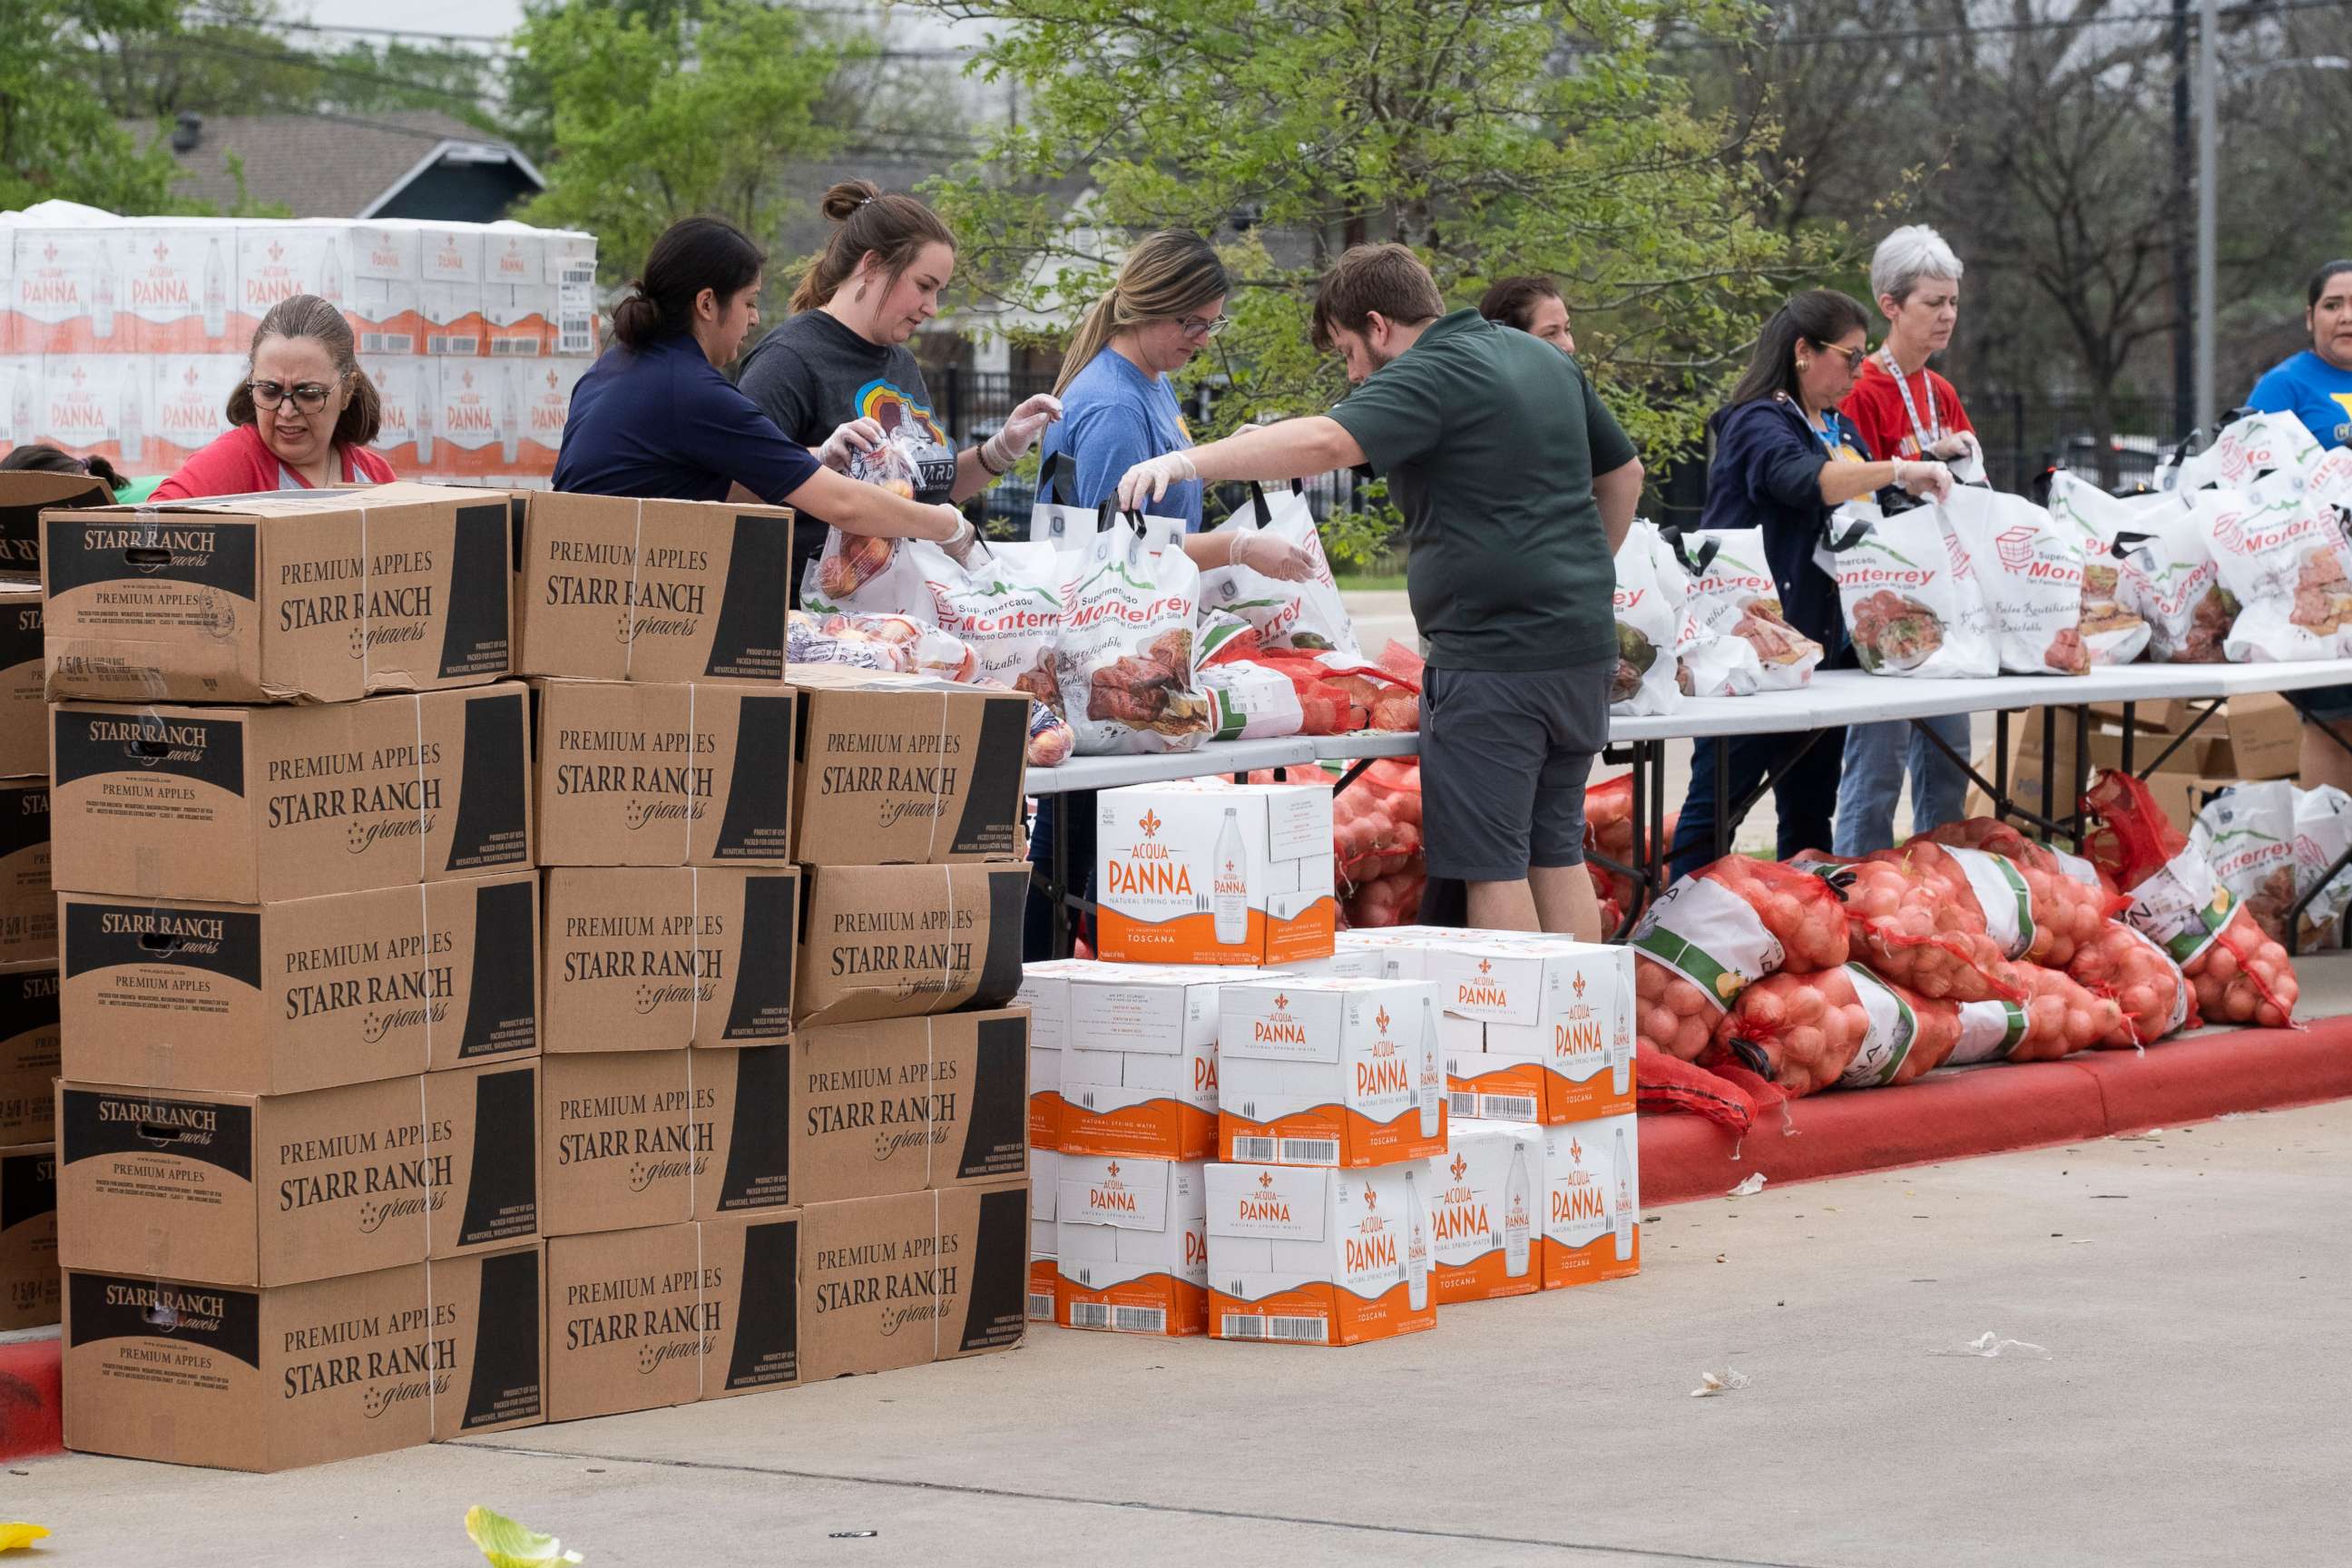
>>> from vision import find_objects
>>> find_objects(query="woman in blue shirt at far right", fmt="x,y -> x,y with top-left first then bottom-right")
2248,259 -> 2352,791
1023,230 -> 1312,958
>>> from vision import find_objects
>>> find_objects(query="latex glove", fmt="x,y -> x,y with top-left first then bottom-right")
1929,430 -> 1982,465
1116,450 -> 1200,511
935,507 -> 980,564
1895,459 -> 1955,504
1231,530 -> 1318,582
818,416 -> 885,473
982,393 -> 1063,471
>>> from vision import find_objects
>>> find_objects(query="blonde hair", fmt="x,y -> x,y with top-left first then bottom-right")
1052,231 -> 1230,398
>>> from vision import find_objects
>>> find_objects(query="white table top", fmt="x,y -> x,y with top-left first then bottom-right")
1024,658 -> 2352,795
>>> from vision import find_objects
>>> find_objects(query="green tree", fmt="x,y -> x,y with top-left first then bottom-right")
514,0 -> 862,283
2,0 -> 187,211
925,0 -> 1820,553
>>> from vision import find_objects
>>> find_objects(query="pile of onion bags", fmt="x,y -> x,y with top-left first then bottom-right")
1796,853 -> 2026,1003
1629,857 -> 1847,1060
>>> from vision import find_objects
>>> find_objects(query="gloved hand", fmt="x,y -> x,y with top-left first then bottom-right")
933,506 -> 980,564
1894,458 -> 1955,504
982,393 -> 1063,472
818,416 -> 886,473
1929,430 -> 1982,465
1231,530 -> 1318,582
1116,450 -> 1200,511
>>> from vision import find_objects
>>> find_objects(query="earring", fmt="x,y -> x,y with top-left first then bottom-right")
1798,359 -> 1810,372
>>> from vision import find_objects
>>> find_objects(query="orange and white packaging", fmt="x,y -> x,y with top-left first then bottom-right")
233,225 -> 342,339
13,228 -> 114,353
1434,937 -> 1636,1122
1060,965 -> 1244,1162
1094,781 -> 1335,965
346,221 -> 422,355
116,222 -> 240,353
1204,1161 -> 1436,1345
1015,957 -> 1099,1151
145,354 -> 241,472
1054,1155 -> 1206,1336
1029,1149 -> 1059,1323
1431,1120 -> 1541,1305
1217,977 -> 1444,1168
418,225 -> 487,357
1538,1114 -> 1640,1289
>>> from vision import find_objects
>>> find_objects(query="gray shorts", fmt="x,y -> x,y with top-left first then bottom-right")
1419,660 -> 1612,882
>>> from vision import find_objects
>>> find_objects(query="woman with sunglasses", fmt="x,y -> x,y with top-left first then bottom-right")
737,181 -> 1062,603
1665,288 -> 1955,878
152,294 -> 396,501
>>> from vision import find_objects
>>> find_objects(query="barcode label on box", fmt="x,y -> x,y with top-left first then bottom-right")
1279,1138 -> 1338,1166
490,338 -> 544,358
1480,1093 -> 1538,1121
359,332 -> 416,355
427,334 -> 481,356
1230,1135 -> 1276,1162
1079,1090 -> 1100,1111
1111,1306 -> 1165,1335
1448,1092 -> 1477,1118
1220,1313 -> 1328,1344
1027,1291 -> 1055,1321
1069,1301 -> 1111,1329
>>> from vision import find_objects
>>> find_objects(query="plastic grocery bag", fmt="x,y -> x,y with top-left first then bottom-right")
2207,493 -> 2352,662
1937,486 -> 2088,675
1671,525 -> 1823,691
923,536 -> 1072,711
785,608 -> 979,681
803,527 -> 936,615
1027,452 -> 1184,554
1196,481 -> 1361,658
1611,520 -> 1684,715
2291,784 -> 2352,949
2167,408 -> 2321,496
2041,472 -> 2153,665
2196,780 -> 2300,941
2108,489 -> 2239,662
1054,513 -> 1210,755
1818,504 -> 1997,677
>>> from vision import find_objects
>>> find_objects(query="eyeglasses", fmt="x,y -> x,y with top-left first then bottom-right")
1177,315 -> 1230,340
247,379 -> 335,414
1817,342 -> 1867,374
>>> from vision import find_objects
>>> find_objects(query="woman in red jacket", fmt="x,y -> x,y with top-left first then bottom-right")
152,294 -> 396,500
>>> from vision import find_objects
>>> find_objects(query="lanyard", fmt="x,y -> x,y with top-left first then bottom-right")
1878,347 -> 1942,451
1811,410 -> 1857,460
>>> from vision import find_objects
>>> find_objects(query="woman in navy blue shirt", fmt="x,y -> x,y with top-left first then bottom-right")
554,216 -> 976,554
1666,289 -> 1955,877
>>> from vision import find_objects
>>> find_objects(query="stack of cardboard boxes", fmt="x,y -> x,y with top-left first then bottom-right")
515,493 -> 1033,1414
41,482 -> 545,1471
1975,693 -> 2305,834
0,528 -> 54,1336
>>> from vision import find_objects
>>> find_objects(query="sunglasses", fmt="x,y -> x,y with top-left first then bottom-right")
247,379 -> 337,414
1815,342 -> 1867,374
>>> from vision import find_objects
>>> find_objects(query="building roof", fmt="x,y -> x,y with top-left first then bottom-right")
138,111 -> 544,220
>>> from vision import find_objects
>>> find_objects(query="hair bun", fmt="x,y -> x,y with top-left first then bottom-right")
820,180 -> 883,223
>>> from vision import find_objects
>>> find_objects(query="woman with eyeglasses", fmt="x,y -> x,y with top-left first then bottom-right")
737,181 -> 1063,603
1665,288 -> 1955,878
151,294 -> 396,501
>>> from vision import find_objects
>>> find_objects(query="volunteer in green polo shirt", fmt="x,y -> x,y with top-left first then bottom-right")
1118,243 -> 1642,938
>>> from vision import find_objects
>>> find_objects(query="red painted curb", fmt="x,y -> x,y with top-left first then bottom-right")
0,1338 -> 63,1465
1642,1015 -> 2352,1206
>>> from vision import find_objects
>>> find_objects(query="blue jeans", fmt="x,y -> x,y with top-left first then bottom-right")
1669,728 -> 1847,881
1023,791 -> 1097,960
1832,715 -> 1971,857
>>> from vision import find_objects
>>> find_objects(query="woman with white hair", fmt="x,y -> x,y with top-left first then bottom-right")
1830,224 -> 1981,855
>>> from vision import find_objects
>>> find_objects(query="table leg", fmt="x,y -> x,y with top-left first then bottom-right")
2121,701 -> 2137,777
1712,735 -> 1732,862
1912,713 -> 2070,842
1052,798 -> 1073,958
2069,703 -> 2092,851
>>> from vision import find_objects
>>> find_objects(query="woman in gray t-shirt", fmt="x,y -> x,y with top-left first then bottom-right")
738,179 -> 1062,602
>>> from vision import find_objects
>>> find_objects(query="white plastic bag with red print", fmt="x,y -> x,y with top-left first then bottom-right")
1054,514 -> 1211,756
1818,504 -> 1997,678
1936,486 -> 2088,675
921,537 -> 1071,714
1196,481 -> 1362,660
2168,408 -> 2322,499
2040,472 -> 2154,665
1610,520 -> 1685,715
1674,525 -> 1823,691
2206,492 -> 2352,662
2106,488 -> 2239,662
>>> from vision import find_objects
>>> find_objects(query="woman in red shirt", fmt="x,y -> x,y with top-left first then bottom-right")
152,294 -> 396,500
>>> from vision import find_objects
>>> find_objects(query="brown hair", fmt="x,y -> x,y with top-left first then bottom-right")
224,293 -> 381,447
1309,243 -> 1446,351
1478,275 -> 1563,333
789,180 -> 956,315
1052,231 -> 1230,398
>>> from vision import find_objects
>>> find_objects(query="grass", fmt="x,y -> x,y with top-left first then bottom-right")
1335,573 -> 1409,592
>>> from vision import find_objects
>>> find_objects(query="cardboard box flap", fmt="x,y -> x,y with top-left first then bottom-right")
1206,1162 -> 1328,1242
53,480 -> 498,521
1,471 -> 109,575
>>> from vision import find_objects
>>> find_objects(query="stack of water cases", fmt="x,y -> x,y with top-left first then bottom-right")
513,492 -> 1033,1411
0,210 -> 595,489
38,482 -> 544,1472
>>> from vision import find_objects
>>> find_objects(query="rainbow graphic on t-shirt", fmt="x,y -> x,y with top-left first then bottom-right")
854,377 -> 946,446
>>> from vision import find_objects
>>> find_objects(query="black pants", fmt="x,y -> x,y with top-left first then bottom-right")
1668,727 -> 1847,881
1023,791 -> 1097,960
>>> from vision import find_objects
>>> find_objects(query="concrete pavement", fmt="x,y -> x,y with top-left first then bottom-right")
15,1100 -> 2348,1566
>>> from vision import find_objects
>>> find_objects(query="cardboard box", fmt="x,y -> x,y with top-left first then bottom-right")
1054,1155 -> 1207,1336
1538,1115 -> 1639,1289
146,353 -> 244,472
0,468 -> 111,578
0,582 -> 39,777
57,871 -> 540,1094
42,483 -> 515,704
541,867 -> 799,1051
13,228 -> 113,353
1060,965 -> 1232,1162
55,1061 -> 541,1287
63,1243 -> 544,1471
1203,1161 -> 1436,1345
0,961 -> 59,1144
1094,782 -> 1337,965
234,225 -> 344,339
49,683 -> 532,904
1441,938 -> 1636,1122
544,1213 -> 802,1422
538,1047 -> 790,1237
797,1181 -> 1028,1381
1028,1152 -> 1057,1322
1430,1121 -> 1540,1306
2204,692 -> 2302,781
347,222 -> 423,355
534,679 -> 794,867
793,863 -> 1026,1026
789,667 -> 1029,865
419,226 -> 487,358
515,493 -> 798,683
116,221 -> 242,354
1217,977 -> 1445,1168
0,779 -> 50,965
789,1009 -> 1027,1207
1015,959 -> 1084,1150
1,1142 -> 57,1330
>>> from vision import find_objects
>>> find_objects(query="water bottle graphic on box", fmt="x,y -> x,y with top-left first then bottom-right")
1612,1128 -> 1634,1262
1212,808 -> 1248,946
1504,1142 -> 1534,1279
1403,1168 -> 1430,1312
202,240 -> 228,339
1416,996 -> 1441,1138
